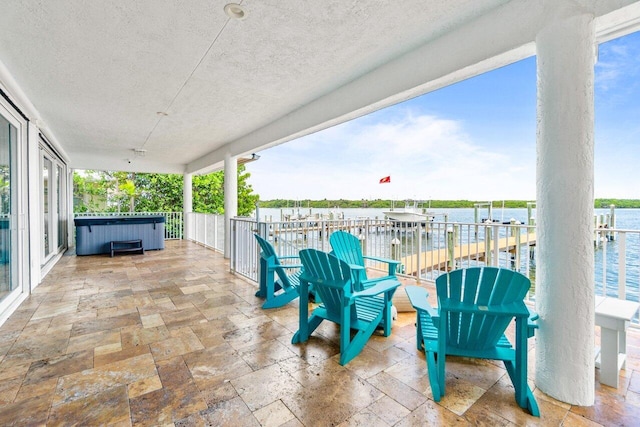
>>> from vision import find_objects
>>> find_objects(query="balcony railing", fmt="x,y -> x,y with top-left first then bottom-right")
229,217 -> 640,319
594,227 -> 640,302
184,212 -> 225,252
230,217 -> 536,291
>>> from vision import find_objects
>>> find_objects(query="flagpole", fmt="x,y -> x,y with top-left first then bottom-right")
379,175 -> 391,208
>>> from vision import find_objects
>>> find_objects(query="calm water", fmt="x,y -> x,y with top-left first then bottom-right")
258,207 -> 640,301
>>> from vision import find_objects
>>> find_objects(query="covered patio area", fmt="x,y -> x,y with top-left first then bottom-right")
0,241 -> 638,426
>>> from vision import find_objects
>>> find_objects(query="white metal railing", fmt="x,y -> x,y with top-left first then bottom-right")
231,218 -> 640,310
594,228 -> 640,303
233,218 -> 260,280
74,211 -> 183,239
185,212 -> 225,252
231,218 -> 538,296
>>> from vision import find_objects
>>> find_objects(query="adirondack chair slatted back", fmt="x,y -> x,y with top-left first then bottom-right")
298,249 -> 352,319
329,231 -> 368,284
436,267 -> 531,351
253,234 -> 302,309
255,234 -> 277,260
255,234 -> 293,286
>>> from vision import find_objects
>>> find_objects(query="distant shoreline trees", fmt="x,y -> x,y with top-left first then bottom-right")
257,199 -> 640,209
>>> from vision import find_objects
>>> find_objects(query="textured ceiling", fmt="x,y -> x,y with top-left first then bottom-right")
0,0 -> 639,173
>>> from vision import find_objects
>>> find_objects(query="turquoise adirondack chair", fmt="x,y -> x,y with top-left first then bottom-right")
405,267 -> 540,416
254,234 -> 303,309
330,230 -> 402,331
329,230 -> 401,290
292,249 -> 400,365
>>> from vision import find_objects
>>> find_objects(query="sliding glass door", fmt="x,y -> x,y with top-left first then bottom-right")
40,144 -> 67,266
42,154 -> 51,259
0,111 -> 18,306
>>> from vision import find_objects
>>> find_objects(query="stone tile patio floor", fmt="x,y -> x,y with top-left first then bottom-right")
0,240 -> 639,426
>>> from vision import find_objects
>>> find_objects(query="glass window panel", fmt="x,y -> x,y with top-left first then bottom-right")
43,156 -> 51,258
57,164 -> 65,248
0,114 -> 17,302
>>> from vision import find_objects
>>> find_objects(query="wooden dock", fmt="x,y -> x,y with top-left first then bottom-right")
400,232 -> 537,275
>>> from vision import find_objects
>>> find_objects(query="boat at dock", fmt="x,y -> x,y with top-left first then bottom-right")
383,200 -> 435,225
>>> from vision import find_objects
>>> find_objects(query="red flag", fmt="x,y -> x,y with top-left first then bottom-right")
379,176 -> 391,184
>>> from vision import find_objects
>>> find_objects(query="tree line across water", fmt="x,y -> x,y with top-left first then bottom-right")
258,199 -> 640,209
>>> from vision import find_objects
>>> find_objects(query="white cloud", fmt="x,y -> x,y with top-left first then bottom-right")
596,35 -> 640,93
246,110 -> 535,201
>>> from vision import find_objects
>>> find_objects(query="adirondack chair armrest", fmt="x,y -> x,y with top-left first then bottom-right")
362,255 -> 401,270
404,286 -> 438,318
440,299 -> 530,318
278,255 -> 300,260
345,264 -> 366,287
527,309 -> 539,337
363,255 -> 401,276
353,279 -> 400,299
273,264 -> 303,270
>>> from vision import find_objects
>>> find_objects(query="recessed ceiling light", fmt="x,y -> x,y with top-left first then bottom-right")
224,3 -> 246,20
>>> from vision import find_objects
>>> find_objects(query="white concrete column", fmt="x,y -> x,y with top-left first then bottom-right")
183,173 -> 192,240
223,153 -> 238,258
535,12 -> 595,405
27,121 -> 42,290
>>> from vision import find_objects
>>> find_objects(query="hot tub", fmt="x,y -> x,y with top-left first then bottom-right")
74,216 -> 165,256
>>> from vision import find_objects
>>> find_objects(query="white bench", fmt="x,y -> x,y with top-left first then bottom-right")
594,296 -> 640,388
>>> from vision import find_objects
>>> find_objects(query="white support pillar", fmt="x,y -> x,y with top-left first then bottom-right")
535,11 -> 595,405
27,121 -> 42,290
224,153 -> 238,259
183,173 -> 192,241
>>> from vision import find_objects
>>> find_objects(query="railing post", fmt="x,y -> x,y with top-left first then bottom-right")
230,218 -> 236,273
319,220 -> 326,252
493,224 -> 500,267
184,213 -> 189,241
391,237 -> 401,270
618,232 -> 626,299
609,204 -> 616,241
417,223 -> 422,280
484,224 -> 492,266
205,212 -> 209,248
454,223 -> 460,245
514,221 -> 521,272
202,213 -> 206,247
601,235 -> 607,296
257,221 -> 268,239
193,213 -> 198,243
527,202 -> 536,227
364,218 -> 370,253
359,233 -> 366,256
446,225 -> 454,270
474,206 -> 479,238
190,212 -> 194,241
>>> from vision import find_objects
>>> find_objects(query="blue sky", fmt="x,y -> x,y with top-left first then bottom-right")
245,31 -> 640,201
